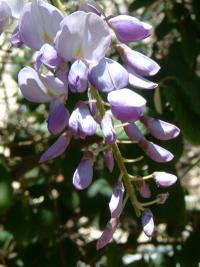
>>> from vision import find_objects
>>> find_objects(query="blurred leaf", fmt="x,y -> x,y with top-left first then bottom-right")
0,230 -> 14,255
129,0 -> 157,11
0,161 -> 12,214
180,17 -> 199,64
180,227 -> 200,266
155,16 -> 176,40
5,200 -> 35,246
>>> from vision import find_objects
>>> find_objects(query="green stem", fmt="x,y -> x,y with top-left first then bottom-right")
51,0 -> 66,14
89,85 -> 141,216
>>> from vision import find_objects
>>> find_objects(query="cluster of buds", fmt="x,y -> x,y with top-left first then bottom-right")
0,0 -> 180,249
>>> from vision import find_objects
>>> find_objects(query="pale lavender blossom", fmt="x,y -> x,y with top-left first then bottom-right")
68,60 -> 88,93
55,11 -> 111,64
19,0 -> 64,50
152,172 -> 177,187
109,181 -> 124,218
142,208 -> 154,237
73,151 -> 93,190
69,101 -> 97,138
107,89 -> 146,122
18,66 -> 68,135
96,218 -> 118,250
18,67 -> 68,103
39,132 -> 71,163
108,15 -> 152,43
140,116 -> 180,140
48,99 -> 69,135
89,58 -> 129,92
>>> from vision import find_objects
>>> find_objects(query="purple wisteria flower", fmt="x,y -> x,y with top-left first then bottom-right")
68,60 -> 89,93
108,15 -> 152,43
107,89 -> 146,122
69,101 -> 97,138
10,0 -> 180,251
73,151 -> 93,190
19,0 -> 64,50
89,57 -> 129,92
100,114 -> 116,144
152,172 -> 177,187
35,43 -> 61,72
140,116 -> 180,140
39,132 -> 72,163
116,44 -> 160,76
55,11 -> 111,64
96,218 -> 118,250
142,208 -> 154,237
109,181 -> 124,218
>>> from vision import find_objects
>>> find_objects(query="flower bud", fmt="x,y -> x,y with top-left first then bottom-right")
108,15 -> 152,43
68,60 -> 88,93
96,218 -> 118,250
10,26 -> 23,47
73,151 -> 93,190
100,114 -> 116,144
142,208 -> 154,237
107,89 -> 146,122
109,182 -> 124,218
35,44 -> 61,72
139,140 -> 174,163
140,116 -> 180,140
89,58 -> 129,92
48,99 -> 70,135
39,132 -> 71,163
152,172 -> 177,187
104,149 -> 114,173
126,65 -> 158,89
135,180 -> 151,199
116,44 -> 160,76
124,123 -> 145,142
69,101 -> 97,138
156,192 -> 169,204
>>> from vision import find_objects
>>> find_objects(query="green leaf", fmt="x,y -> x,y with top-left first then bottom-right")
164,82 -> 200,144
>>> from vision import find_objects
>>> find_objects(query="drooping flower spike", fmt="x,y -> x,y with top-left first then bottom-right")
10,0 -> 180,251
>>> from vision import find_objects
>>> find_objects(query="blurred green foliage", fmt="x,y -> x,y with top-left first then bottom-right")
0,0 -> 200,266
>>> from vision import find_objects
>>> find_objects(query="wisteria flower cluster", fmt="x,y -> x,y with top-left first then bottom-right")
0,0 -> 180,249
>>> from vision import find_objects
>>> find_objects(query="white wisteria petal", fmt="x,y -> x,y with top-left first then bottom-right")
55,11 -> 111,63
19,0 -> 64,50
18,67 -> 67,103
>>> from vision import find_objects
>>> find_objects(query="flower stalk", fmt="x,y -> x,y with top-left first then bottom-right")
89,84 -> 141,216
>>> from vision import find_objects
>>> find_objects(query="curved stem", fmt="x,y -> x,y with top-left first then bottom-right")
89,85 -> 141,216
51,0 -> 66,14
